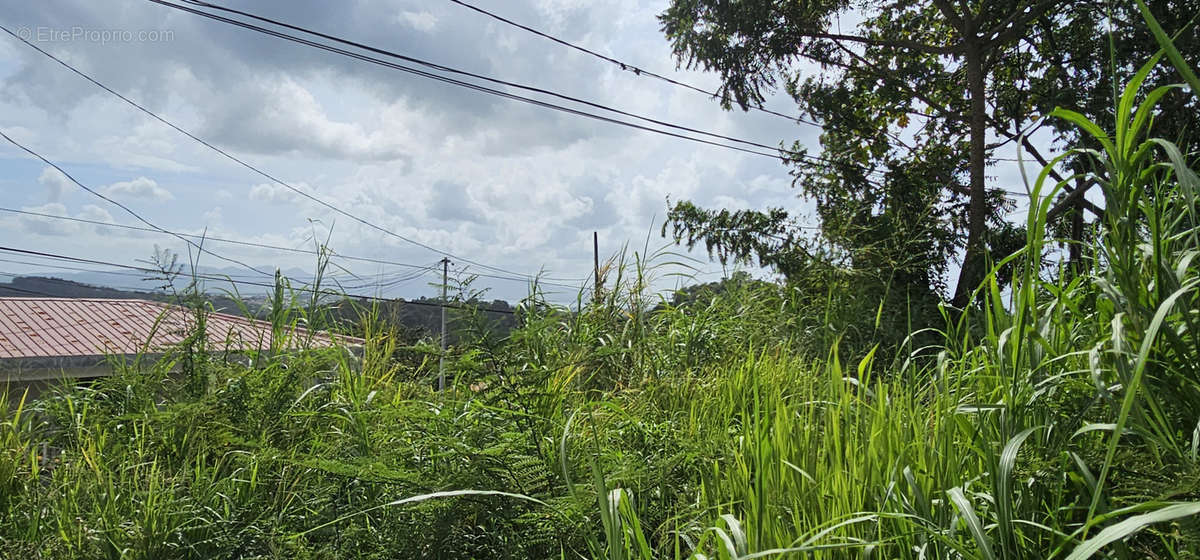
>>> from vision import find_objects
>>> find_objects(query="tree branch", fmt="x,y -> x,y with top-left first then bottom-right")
801,31 -> 953,55
985,0 -> 1060,48
931,0 -> 969,36
825,39 -> 964,123
987,113 -> 1049,151
1046,180 -> 1102,222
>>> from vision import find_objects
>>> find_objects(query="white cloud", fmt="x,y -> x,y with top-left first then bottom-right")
0,0 -> 815,302
16,203 -> 124,238
200,78 -> 418,162
398,10 -> 438,31
202,206 -> 223,225
19,202 -> 74,236
248,183 -> 300,204
75,205 -> 141,237
37,167 -> 70,202
102,177 -> 174,201
78,204 -> 115,223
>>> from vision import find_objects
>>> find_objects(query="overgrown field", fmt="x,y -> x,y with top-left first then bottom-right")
4,37 -> 1200,560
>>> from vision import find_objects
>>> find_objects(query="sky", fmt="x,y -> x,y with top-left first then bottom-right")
0,0 -> 1045,304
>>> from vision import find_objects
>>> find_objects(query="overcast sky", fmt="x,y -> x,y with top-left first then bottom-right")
0,0 -> 1043,304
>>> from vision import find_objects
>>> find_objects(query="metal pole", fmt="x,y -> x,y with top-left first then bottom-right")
438,257 -> 450,391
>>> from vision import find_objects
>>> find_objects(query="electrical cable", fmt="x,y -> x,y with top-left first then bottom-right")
0,22 -> 583,283
175,0 -> 848,166
443,0 -> 1048,170
130,3 -> 791,161
0,207 -> 584,287
0,278 -> 71,299
0,246 -> 523,315
444,0 -> 818,126
0,129 -> 274,279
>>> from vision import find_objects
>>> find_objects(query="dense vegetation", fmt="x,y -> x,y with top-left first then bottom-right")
659,0 -> 1200,308
4,7 -> 1200,560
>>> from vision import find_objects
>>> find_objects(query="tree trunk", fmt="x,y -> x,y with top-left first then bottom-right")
1069,178 -> 1086,275
952,40 -> 989,308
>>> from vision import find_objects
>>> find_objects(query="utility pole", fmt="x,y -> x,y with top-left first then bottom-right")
593,231 -> 601,305
438,257 -> 451,391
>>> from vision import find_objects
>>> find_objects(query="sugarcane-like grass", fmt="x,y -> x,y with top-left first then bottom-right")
3,18 -> 1200,559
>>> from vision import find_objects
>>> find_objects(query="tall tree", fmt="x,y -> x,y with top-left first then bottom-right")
659,0 -> 1199,306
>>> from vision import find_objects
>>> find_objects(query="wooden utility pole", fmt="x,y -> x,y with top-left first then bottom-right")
438,257 -> 450,391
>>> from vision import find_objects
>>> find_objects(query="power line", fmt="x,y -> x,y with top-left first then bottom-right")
337,263 -> 441,291
0,250 -> 552,310
147,0 -> 892,180
0,246 -> 522,315
0,256 -> 162,281
0,251 -> 437,293
0,207 -> 584,288
0,277 -> 260,342
130,2 -> 792,161
444,0 -> 819,127
169,0 -> 1041,193
175,0 -> 839,165
0,22 -> 577,284
0,128 -> 274,280
9,7 -> 1024,258
148,1 -> 939,194
166,4 -> 1050,203
8,6 -> 1038,200
0,287 -> 58,298
1,8 -> 1036,287
0,246 -> 518,314
453,266 -> 566,287
0,277 -> 75,299
1,255 -> 435,302
444,1 -> 1062,179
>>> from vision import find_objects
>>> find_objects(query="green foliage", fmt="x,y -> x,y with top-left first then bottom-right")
657,0 -> 1200,306
4,36 -> 1200,560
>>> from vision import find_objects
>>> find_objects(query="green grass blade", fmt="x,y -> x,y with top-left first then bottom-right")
1137,0 -> 1200,96
1089,279 -> 1200,522
947,487 -> 997,560
997,426 -> 1041,554
295,489 -> 547,538
1066,502 -> 1200,560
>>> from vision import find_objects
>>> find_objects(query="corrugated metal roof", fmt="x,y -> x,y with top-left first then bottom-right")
0,298 -> 361,360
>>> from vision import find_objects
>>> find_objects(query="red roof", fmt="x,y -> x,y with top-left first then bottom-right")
0,298 -> 360,360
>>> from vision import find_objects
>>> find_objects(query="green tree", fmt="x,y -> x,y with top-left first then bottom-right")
659,0 -> 1200,307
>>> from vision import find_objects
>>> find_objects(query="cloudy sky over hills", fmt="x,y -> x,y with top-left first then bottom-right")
0,0 -> 831,301
0,1 -> 1037,302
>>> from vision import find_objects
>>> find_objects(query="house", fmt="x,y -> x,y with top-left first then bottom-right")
0,297 -> 361,387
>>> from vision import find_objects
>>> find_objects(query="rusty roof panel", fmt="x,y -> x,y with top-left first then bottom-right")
0,298 -> 361,360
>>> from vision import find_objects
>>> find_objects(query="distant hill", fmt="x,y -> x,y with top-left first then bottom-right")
23,266 -> 313,296
0,276 -> 519,343
0,276 -> 248,314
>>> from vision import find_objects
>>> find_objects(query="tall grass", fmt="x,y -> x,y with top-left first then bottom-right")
529,32 -> 1200,558
2,20 -> 1200,559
